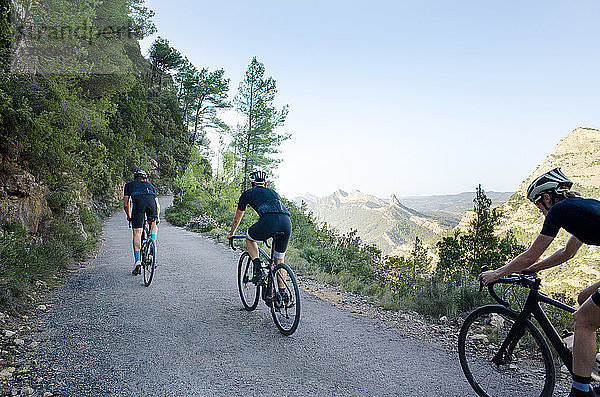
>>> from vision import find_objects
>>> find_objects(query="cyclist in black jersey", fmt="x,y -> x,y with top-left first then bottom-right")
123,170 -> 160,276
226,169 -> 292,289
480,168 -> 600,397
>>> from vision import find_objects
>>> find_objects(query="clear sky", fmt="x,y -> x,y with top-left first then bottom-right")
140,0 -> 600,199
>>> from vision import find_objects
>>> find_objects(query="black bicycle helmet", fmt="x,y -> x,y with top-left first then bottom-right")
134,170 -> 148,179
526,167 -> 573,204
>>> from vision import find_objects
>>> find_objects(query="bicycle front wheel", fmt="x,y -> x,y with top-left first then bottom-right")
270,263 -> 300,335
458,305 -> 554,397
142,238 -> 156,287
238,252 -> 259,311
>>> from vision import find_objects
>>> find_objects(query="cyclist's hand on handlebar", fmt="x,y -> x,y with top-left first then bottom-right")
479,269 -> 500,286
226,232 -> 233,240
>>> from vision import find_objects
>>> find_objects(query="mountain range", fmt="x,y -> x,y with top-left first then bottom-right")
297,126 -> 600,295
295,189 -> 512,255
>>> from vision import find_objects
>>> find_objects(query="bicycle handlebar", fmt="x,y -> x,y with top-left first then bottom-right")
480,266 -> 540,307
228,235 -> 246,251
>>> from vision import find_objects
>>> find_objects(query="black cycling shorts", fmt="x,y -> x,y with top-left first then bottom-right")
592,289 -> 600,308
247,214 -> 292,258
131,195 -> 158,229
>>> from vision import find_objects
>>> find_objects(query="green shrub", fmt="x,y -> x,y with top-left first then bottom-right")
46,190 -> 76,214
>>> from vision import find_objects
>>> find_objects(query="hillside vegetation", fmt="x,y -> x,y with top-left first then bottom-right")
0,0 -> 191,313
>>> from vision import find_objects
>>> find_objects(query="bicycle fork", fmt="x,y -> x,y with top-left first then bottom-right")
492,291 -> 537,366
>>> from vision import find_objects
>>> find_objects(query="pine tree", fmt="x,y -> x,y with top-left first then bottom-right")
462,184 -> 501,277
410,236 -> 431,279
148,37 -> 182,88
231,57 -> 289,191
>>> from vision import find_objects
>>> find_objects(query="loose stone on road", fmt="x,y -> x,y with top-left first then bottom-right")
25,198 -> 474,396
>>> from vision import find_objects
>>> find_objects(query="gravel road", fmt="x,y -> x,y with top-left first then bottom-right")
27,197 -> 477,396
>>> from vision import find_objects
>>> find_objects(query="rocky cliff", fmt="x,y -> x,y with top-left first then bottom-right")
496,127 -> 600,293
0,164 -> 51,234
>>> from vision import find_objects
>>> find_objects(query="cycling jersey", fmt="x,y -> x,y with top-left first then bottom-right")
124,180 -> 157,198
237,186 -> 290,216
124,180 -> 158,228
540,197 -> 600,245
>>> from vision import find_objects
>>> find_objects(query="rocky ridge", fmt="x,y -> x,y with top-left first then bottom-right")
466,127 -> 600,293
296,189 -> 449,255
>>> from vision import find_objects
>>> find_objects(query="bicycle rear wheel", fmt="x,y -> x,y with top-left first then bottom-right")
238,252 -> 259,311
270,263 -> 300,335
142,238 -> 156,287
458,305 -> 554,397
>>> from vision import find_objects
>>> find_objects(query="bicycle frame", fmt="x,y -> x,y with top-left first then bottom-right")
490,276 -> 576,374
230,235 -> 281,300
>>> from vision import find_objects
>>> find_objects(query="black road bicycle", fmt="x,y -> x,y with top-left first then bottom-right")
458,266 -> 579,397
229,234 -> 301,335
129,218 -> 156,287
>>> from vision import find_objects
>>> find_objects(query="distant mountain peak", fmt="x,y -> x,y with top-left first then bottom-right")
335,188 -> 348,197
389,194 -> 401,207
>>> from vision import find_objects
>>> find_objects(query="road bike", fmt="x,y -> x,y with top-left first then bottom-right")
129,218 -> 156,286
458,267 -> 580,397
229,234 -> 300,335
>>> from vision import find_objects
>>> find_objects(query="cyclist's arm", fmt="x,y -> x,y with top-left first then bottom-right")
578,280 -> 600,306
526,235 -> 582,273
155,197 -> 160,222
123,196 -> 131,220
226,209 -> 244,238
480,233 -> 554,285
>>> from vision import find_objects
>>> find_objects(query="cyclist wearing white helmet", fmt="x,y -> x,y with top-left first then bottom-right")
226,168 -> 292,288
480,167 -> 600,397
123,170 -> 160,276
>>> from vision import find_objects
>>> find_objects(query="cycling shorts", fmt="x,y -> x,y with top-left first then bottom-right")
246,214 -> 292,259
131,195 -> 158,229
592,289 -> 600,308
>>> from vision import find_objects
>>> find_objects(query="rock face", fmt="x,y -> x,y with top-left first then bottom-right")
497,127 -> 600,292
0,165 -> 51,233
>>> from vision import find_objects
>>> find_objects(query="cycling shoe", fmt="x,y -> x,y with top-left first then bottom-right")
568,387 -> 599,397
132,261 -> 141,276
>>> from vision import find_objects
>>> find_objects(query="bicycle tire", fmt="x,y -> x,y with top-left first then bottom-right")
458,305 -> 555,397
238,252 -> 259,311
270,263 -> 301,335
142,238 -> 156,287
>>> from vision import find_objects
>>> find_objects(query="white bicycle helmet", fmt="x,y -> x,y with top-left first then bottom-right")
249,168 -> 268,184
526,167 -> 573,204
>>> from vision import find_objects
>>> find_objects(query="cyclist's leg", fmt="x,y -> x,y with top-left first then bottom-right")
245,236 -> 259,260
132,228 -> 142,255
246,219 -> 270,283
273,216 -> 291,289
246,218 -> 269,260
571,291 -> 600,394
144,196 -> 158,242
130,199 -> 145,265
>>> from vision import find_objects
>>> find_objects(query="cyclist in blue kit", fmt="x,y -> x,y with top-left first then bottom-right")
226,169 -> 292,289
123,170 -> 160,276
480,168 -> 600,397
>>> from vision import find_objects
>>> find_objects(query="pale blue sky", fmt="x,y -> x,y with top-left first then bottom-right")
140,1 -> 600,198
